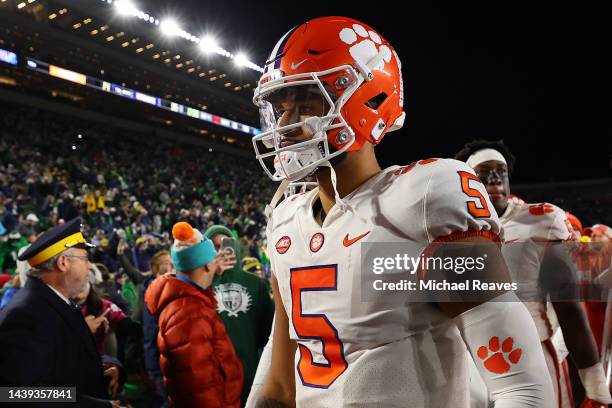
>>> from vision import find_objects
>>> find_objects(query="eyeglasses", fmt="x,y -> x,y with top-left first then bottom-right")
64,254 -> 90,262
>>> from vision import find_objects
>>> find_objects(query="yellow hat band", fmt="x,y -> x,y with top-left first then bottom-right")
28,232 -> 87,267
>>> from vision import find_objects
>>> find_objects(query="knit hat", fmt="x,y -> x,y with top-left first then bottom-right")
204,225 -> 234,240
242,256 -> 262,273
170,222 -> 216,272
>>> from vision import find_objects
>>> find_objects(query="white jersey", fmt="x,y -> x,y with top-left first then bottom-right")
500,200 -> 572,341
267,159 -> 501,407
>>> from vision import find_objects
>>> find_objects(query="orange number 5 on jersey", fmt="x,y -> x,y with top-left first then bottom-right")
290,265 -> 348,388
458,171 -> 492,218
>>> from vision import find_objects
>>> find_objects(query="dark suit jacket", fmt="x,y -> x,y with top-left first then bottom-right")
0,277 -> 111,407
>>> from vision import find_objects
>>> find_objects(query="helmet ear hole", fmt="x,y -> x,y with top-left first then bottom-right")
365,92 -> 388,109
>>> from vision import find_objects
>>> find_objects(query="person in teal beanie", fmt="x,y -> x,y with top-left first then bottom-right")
145,222 -> 243,408
205,225 -> 275,407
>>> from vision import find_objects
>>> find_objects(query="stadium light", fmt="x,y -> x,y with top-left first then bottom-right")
160,19 -> 181,37
234,53 -> 248,67
114,0 -> 137,16
199,36 -> 219,53
98,1 -> 265,72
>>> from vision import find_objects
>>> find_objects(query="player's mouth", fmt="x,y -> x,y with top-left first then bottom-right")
487,188 -> 506,199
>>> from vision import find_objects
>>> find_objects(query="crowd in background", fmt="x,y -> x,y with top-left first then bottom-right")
0,104 -> 275,278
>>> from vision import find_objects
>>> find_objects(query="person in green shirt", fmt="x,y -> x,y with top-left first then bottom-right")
205,225 -> 274,407
0,233 -> 29,275
115,271 -> 138,314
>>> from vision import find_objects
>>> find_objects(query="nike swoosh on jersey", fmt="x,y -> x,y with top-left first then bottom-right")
505,238 -> 519,243
343,231 -> 371,247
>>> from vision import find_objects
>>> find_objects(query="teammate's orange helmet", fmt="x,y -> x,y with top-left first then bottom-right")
565,212 -> 583,234
253,16 -> 405,181
583,224 -> 612,240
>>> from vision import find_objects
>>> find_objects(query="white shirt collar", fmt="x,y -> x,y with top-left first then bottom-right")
46,283 -> 71,305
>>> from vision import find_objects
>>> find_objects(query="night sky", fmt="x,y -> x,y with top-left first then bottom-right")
137,1 -> 610,183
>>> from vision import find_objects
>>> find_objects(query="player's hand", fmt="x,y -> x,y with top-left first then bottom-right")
580,398 -> 608,408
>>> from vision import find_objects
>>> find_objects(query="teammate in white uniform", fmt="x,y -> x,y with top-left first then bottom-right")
456,140 -> 611,408
251,17 -> 554,407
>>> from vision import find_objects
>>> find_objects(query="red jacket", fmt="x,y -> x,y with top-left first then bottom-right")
145,274 -> 243,408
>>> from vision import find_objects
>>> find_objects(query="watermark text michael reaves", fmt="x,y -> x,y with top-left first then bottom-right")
372,279 -> 517,292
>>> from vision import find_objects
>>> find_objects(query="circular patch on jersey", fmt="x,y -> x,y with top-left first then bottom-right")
309,233 -> 325,253
528,204 -> 554,216
275,236 -> 291,254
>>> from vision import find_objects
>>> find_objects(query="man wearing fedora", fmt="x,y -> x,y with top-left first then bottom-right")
0,217 -> 122,407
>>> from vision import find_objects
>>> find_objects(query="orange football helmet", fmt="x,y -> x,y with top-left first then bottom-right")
253,16 -> 405,181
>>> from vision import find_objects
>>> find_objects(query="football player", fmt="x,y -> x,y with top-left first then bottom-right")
252,17 -> 554,407
456,140 -> 611,408
582,225 -> 612,362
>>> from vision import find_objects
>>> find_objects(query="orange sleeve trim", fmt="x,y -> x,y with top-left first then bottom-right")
432,229 -> 501,245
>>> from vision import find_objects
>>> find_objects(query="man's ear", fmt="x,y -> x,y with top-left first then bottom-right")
55,255 -> 68,273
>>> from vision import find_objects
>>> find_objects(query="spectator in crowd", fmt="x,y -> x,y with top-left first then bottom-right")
0,218 -> 123,407
117,240 -> 160,318
117,242 -> 176,407
0,274 -> 21,310
115,271 -> 137,314
145,222 -> 243,407
141,250 -> 174,408
74,282 -> 126,355
74,279 -> 142,380
92,238 -> 118,274
94,263 -> 130,314
0,272 -> 11,292
0,245 -> 30,308
205,224 -> 275,406
242,256 -> 266,280
0,232 -> 28,275
16,213 -> 40,238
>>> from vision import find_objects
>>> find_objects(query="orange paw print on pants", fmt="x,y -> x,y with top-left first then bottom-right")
477,336 -> 522,374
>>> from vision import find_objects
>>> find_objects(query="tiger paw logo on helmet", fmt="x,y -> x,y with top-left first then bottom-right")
339,24 -> 392,72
